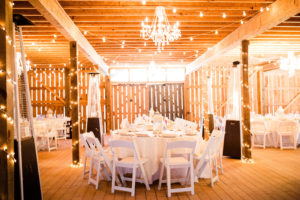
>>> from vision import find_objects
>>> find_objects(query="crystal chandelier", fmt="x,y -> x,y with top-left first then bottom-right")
140,6 -> 181,52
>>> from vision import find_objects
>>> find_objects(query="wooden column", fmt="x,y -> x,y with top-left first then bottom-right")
65,66 -> 70,117
241,40 -> 252,160
183,74 -> 191,121
105,75 -> 112,133
0,0 -> 15,199
203,72 -> 209,140
70,41 -> 79,165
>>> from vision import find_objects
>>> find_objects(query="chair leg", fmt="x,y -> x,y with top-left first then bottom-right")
263,134 -> 266,149
88,158 -> 94,185
280,135 -> 283,150
111,160 -> 115,194
101,163 -> 111,181
96,163 -> 100,189
167,166 -> 171,197
190,164 -> 194,195
47,137 -> 50,152
118,167 -> 127,186
131,166 -> 136,197
184,168 -> 190,187
219,150 -> 223,174
139,163 -> 150,190
158,162 -> 164,190
209,158 -> 213,187
83,155 -> 87,178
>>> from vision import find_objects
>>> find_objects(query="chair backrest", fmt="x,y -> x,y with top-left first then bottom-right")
164,140 -> 197,162
184,120 -> 198,130
251,121 -> 265,132
109,139 -> 142,164
85,135 -> 111,165
278,120 -> 298,134
120,118 -> 130,129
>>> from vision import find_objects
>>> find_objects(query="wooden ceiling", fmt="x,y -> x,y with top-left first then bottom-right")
13,0 -> 280,68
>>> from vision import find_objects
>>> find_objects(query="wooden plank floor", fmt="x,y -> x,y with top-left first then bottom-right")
38,140 -> 300,200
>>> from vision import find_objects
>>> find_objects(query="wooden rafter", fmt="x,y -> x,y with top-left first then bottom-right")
187,0 -> 300,73
28,0 -> 108,74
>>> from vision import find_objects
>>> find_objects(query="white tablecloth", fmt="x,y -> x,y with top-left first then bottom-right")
111,133 -> 208,184
252,119 -> 300,148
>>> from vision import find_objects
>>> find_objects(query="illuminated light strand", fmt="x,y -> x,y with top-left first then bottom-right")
0,145 -> 16,163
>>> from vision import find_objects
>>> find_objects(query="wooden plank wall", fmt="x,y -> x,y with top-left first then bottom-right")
28,66 -> 108,133
184,66 -> 230,123
111,84 -> 148,130
263,70 -> 300,114
148,83 -> 184,120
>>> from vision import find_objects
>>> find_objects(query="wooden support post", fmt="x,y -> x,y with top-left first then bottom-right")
256,71 -> 262,114
70,41 -> 79,165
0,0 -> 15,198
105,75 -> 112,133
65,66 -> 70,117
241,40 -> 252,160
183,74 -> 191,121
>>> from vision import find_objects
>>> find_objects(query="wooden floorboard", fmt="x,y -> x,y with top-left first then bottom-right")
38,140 -> 300,200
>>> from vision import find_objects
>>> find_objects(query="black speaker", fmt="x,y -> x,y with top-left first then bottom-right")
14,138 -> 42,200
87,117 -> 102,144
223,120 -> 241,159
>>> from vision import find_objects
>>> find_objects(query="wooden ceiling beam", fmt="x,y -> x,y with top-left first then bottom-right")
28,0 -> 108,74
187,0 -> 300,74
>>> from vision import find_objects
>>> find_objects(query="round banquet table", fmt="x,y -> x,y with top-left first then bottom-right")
111,132 -> 209,184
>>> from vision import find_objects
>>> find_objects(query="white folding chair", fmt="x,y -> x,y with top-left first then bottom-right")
81,132 -> 96,178
194,132 -> 223,187
56,120 -> 67,140
110,140 -> 150,197
251,121 -> 267,149
211,130 -> 225,174
277,121 -> 298,150
86,136 -> 112,189
158,140 -> 197,197
43,126 -> 58,152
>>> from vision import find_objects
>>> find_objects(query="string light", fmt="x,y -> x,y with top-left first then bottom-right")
173,8 -> 176,13
102,37 -> 106,42
169,52 -> 172,56
215,30 -> 219,35
266,7 -> 270,11
190,37 -> 193,41
83,31 -> 87,35
138,49 -> 142,53
183,52 -> 186,55
142,0 -> 146,5
241,20 -> 244,24
200,12 -> 204,18
243,11 -> 246,16
144,42 -> 147,46
53,34 -> 57,38
1,145 -> 16,163
260,7 -> 264,12
222,13 -> 226,18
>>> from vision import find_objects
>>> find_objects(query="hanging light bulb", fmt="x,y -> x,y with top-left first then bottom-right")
222,13 -> 226,18
142,0 -> 146,5
102,37 -> 106,42
200,12 -> 204,17
190,37 -> 193,41
215,30 -> 219,35
173,8 -> 176,13
243,11 -> 246,16
241,20 -> 244,24
144,42 -> 147,46
84,31 -> 88,35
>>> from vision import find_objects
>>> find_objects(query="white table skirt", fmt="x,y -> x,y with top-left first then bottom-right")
253,119 -> 300,147
111,134 -> 209,184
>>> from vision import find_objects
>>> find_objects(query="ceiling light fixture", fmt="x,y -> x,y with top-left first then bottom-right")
141,6 -> 181,52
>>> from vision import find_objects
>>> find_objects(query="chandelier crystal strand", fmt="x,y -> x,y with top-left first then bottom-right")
141,6 -> 181,52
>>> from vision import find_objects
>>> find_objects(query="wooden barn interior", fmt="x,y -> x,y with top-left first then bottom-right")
1,0 -> 300,199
